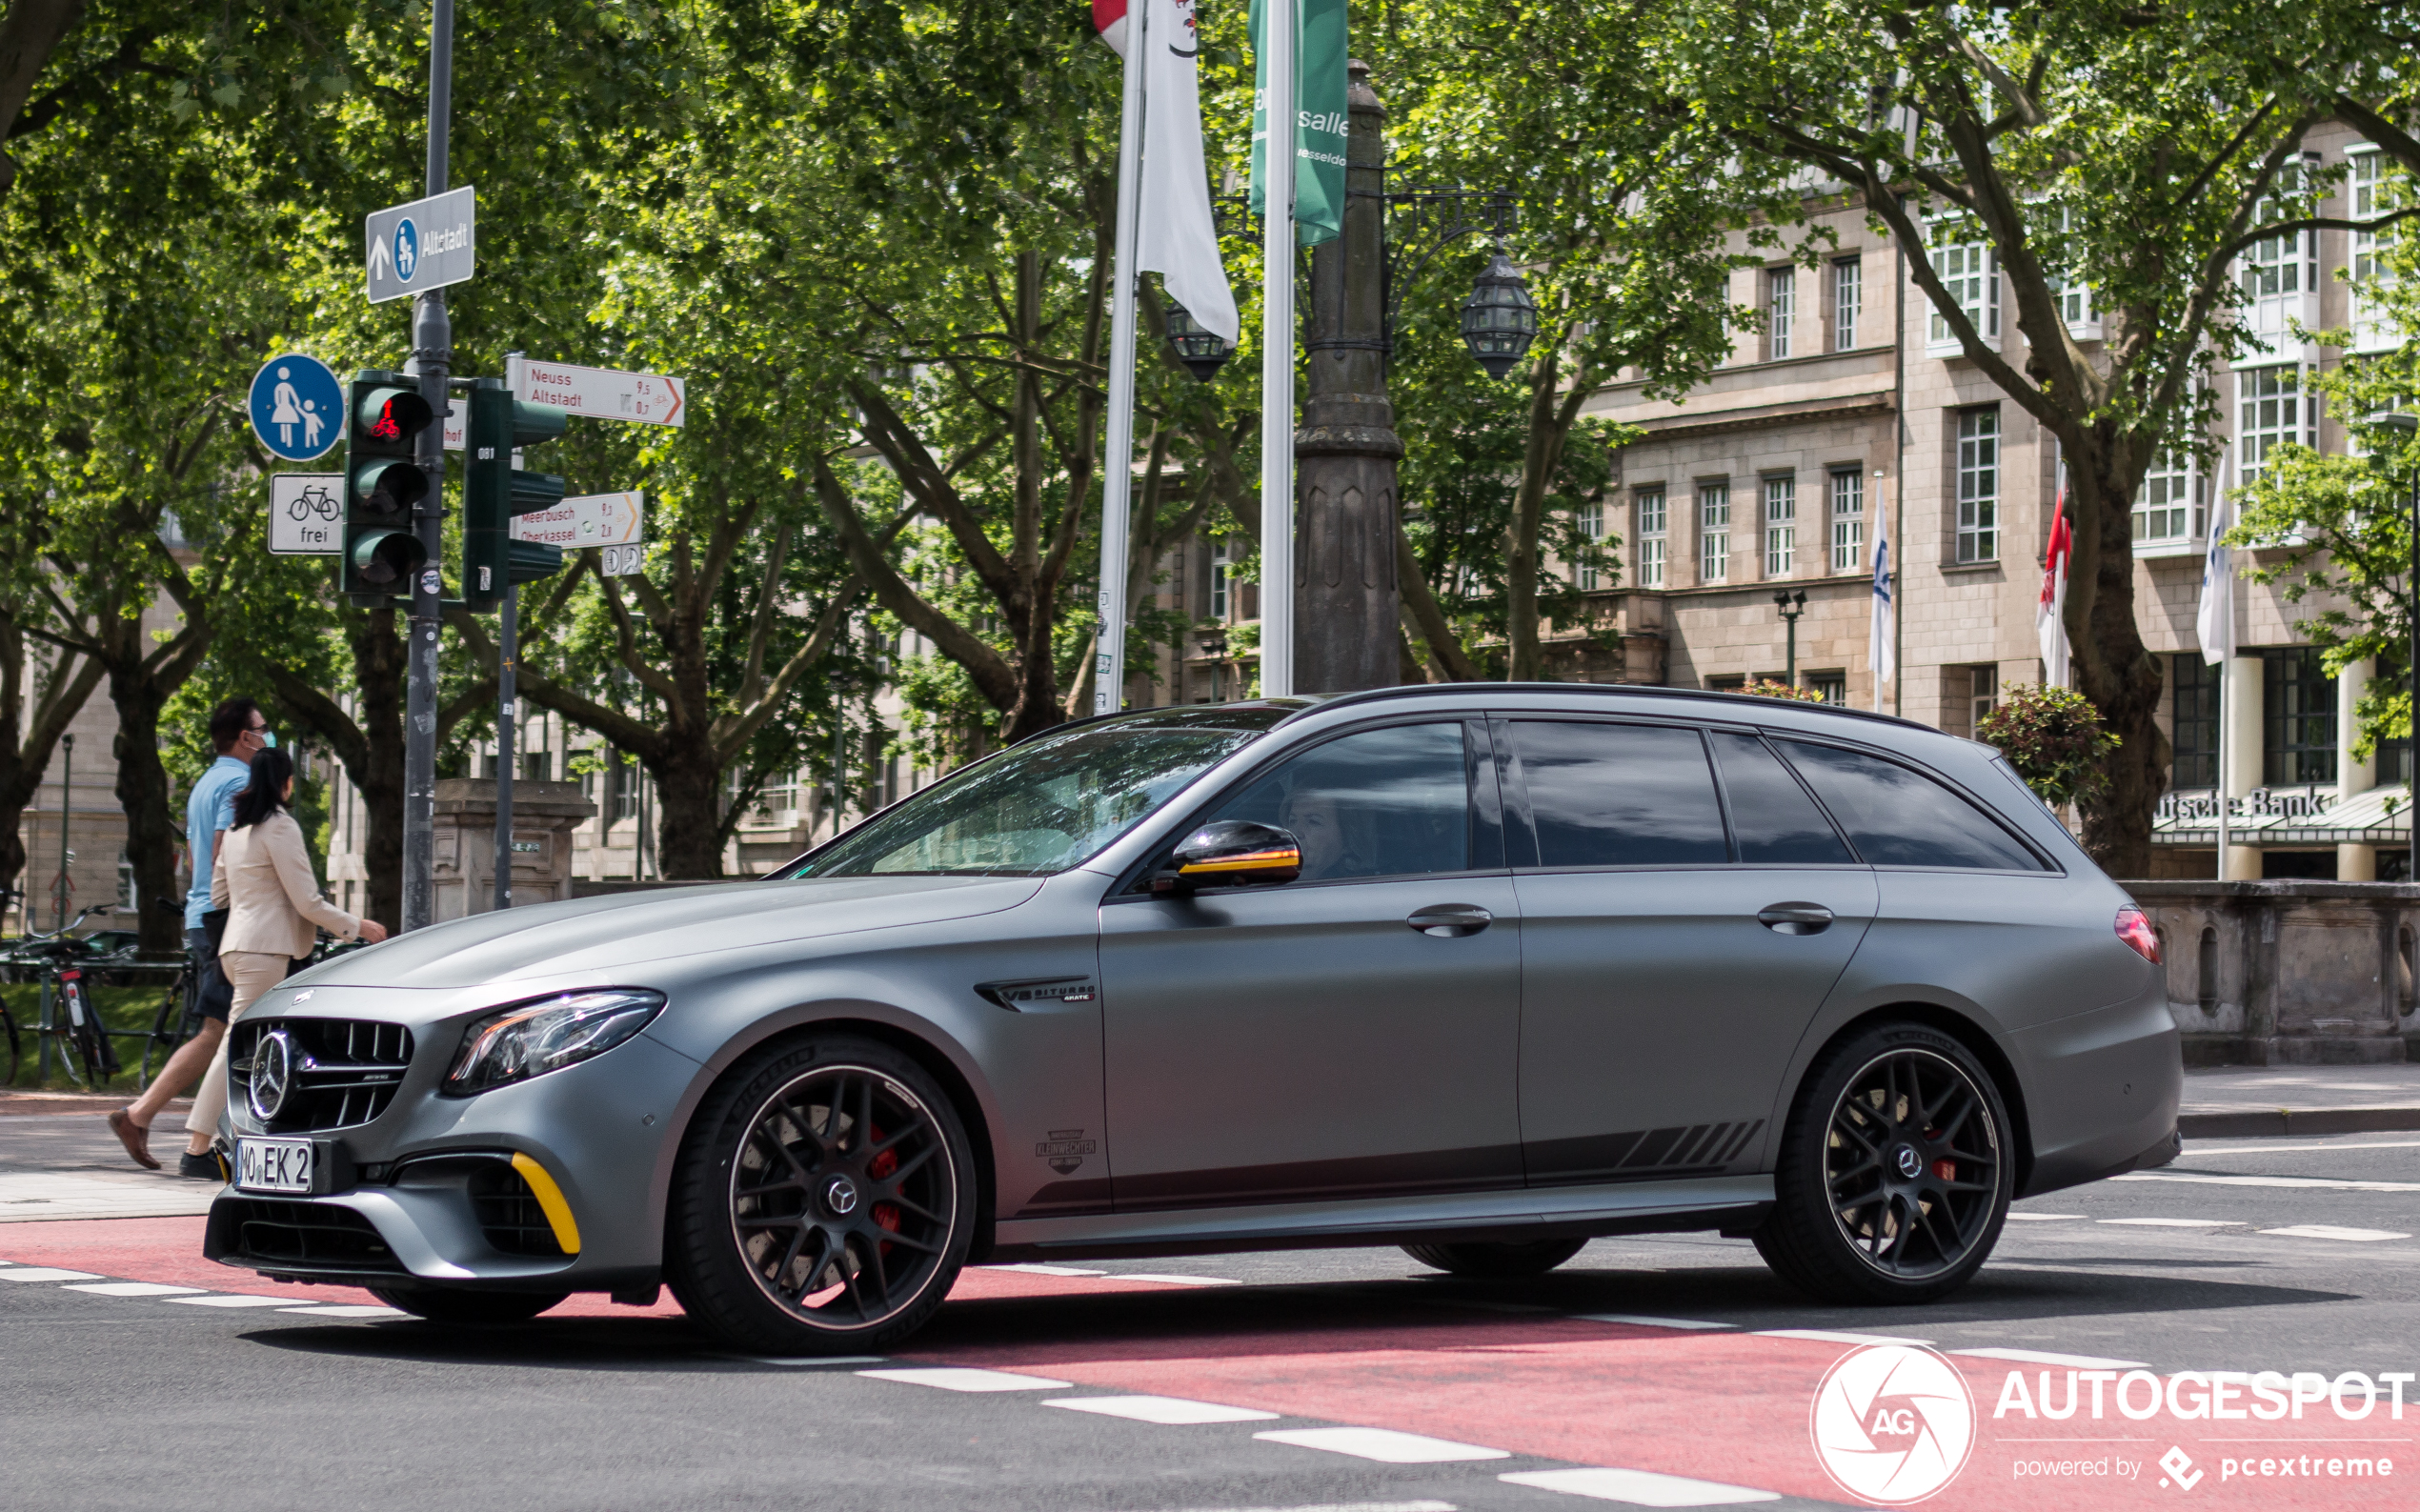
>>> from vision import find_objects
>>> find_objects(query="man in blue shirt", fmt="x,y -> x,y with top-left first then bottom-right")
109,698 -> 270,1176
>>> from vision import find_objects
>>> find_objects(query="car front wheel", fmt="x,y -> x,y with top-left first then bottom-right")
1755,1022 -> 2011,1305
666,1034 -> 975,1354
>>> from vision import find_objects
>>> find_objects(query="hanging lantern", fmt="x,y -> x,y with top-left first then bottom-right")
1461,251 -> 1538,380
1163,299 -> 1233,383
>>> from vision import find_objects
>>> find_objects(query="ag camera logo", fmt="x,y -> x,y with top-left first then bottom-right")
1810,1343 -> 1977,1504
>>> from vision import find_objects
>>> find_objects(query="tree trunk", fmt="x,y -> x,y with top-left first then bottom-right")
648,737 -> 728,879
0,617 -> 102,911
106,659 -> 185,952
2067,439 -> 2169,877
350,612 -> 409,933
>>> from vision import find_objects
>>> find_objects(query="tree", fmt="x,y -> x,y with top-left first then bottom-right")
1658,0 -> 2420,872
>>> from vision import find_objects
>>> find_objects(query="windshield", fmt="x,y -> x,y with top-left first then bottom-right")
784,706 -> 1300,878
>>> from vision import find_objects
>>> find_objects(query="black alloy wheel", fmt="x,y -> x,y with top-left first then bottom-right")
1756,1022 -> 2011,1305
1402,1238 -> 1588,1279
669,1035 -> 974,1354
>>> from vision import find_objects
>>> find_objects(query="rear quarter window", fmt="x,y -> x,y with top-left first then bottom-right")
1776,739 -> 2047,872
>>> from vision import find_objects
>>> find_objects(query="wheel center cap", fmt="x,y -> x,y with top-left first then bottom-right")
1892,1144 -> 1924,1179
824,1176 -> 860,1216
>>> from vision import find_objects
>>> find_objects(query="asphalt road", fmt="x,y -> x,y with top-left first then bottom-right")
6,1118 -> 2418,1511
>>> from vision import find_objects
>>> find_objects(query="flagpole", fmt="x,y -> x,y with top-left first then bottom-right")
1093,0 -> 1150,716
1258,0 -> 1297,697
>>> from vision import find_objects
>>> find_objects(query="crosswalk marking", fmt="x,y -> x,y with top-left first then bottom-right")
1254,1427 -> 1509,1463
1751,1328 -> 1931,1346
858,1366 -> 1074,1392
1573,1315 -> 1735,1330
1117,1273 -> 1244,1286
1951,1347 -> 2148,1369
167,1294 -> 303,1308
1500,1467 -> 1782,1505
62,1281 -> 206,1297
1045,1395 -> 1281,1424
2101,1217 -> 2232,1227
0,1266 -> 101,1281
279,1304 -> 408,1318
2258,1224 -> 2410,1242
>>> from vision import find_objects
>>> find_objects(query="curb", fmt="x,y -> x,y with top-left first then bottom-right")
2180,1106 -> 2420,1139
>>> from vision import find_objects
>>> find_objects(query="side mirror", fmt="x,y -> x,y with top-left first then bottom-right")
1155,820 -> 1302,893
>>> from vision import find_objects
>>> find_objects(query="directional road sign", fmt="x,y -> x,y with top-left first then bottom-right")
598,543 -> 649,576
269,474 -> 344,554
248,355 -> 343,462
517,358 -> 686,427
365,186 -> 476,305
510,491 -> 644,549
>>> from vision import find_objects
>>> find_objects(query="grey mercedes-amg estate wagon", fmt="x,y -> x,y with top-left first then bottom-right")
203,685 -> 2181,1352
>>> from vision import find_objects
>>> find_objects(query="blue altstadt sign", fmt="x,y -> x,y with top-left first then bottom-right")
247,353 -> 343,462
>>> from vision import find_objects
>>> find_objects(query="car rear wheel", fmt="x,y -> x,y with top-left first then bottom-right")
666,1034 -> 974,1354
1402,1238 -> 1587,1278
1755,1021 -> 2011,1305
367,1286 -> 568,1323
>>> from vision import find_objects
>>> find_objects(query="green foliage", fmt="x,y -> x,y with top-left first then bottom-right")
1743,678 -> 1827,703
1976,684 -> 2120,806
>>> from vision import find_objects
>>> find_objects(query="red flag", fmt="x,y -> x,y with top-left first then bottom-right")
2036,492 -> 2072,687
1093,0 -> 1129,56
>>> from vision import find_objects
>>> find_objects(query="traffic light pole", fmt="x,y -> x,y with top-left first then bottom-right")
494,584 -> 515,913
402,0 -> 454,933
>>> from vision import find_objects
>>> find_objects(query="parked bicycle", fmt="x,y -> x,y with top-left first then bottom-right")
1,903 -> 124,1088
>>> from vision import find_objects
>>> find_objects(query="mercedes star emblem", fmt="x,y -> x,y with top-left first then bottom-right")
250,1030 -> 296,1122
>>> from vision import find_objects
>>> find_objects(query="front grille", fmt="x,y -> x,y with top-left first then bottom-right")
231,1018 -> 415,1132
221,1199 -> 404,1273
470,1164 -> 566,1257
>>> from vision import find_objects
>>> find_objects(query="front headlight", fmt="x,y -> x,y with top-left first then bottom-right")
444,989 -> 666,1097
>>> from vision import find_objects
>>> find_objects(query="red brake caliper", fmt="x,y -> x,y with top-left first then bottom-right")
867,1126 -> 901,1244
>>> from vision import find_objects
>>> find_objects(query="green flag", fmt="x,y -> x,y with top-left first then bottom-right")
1248,0 -> 1347,247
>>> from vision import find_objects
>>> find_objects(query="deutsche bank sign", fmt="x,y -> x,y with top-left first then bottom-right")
365,186 -> 476,304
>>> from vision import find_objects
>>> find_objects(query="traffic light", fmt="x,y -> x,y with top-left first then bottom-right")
461,382 -> 570,609
342,373 -> 435,599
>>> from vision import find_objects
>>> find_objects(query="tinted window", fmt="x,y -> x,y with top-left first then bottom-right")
1513,721 -> 1727,868
1777,740 -> 2045,871
1204,723 -> 1470,881
1710,733 -> 1854,864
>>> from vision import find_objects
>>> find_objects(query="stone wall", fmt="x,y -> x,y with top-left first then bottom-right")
2126,880 -> 2419,1064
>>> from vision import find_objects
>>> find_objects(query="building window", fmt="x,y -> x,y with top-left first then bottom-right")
605,750 -> 637,822
2133,447 -> 2203,543
1705,675 -> 1747,694
2263,646 -> 2337,786
1829,468 -> 1865,573
1763,475 -> 1796,577
2351,149 -> 2400,353
1635,489 -> 1666,589
2171,655 -> 2220,789
1954,408 -> 1999,563
521,749 -> 552,783
761,765 -> 798,823
1809,672 -> 1847,704
2238,365 -> 2315,479
1766,267 -> 1795,359
1831,257 -> 1861,352
1927,220 -> 1999,349
1970,664 -> 1999,732
1209,537 -> 1231,620
2047,205 -> 2098,334
2239,173 -> 2315,362
1576,500 -> 1604,589
1699,482 -> 1730,585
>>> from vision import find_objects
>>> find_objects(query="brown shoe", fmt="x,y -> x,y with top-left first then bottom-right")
108,1108 -> 160,1171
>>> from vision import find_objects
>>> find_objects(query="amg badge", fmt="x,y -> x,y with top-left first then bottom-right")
1035,1128 -> 1099,1175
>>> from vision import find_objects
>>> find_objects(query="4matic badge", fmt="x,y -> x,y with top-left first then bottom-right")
1035,1128 -> 1098,1175
976,977 -> 1099,1010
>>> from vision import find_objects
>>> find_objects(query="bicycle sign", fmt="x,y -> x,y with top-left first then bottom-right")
269,474 -> 344,554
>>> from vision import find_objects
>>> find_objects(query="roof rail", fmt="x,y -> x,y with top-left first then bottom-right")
1291,681 -> 1934,734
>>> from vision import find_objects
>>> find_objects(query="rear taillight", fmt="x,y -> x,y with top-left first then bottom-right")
2115,906 -> 2161,964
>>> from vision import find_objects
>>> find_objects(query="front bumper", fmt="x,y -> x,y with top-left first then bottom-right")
205,1025 -> 699,1294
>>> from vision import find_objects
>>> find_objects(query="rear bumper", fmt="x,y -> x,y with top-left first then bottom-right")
2007,990 -> 2183,1198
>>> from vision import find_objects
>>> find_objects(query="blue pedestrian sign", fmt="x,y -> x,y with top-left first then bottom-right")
394,218 -> 419,281
248,354 -> 344,462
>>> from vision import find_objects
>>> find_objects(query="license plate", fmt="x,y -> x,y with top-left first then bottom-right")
235,1137 -> 314,1194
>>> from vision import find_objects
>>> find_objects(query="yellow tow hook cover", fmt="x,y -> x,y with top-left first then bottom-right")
510,1153 -> 582,1256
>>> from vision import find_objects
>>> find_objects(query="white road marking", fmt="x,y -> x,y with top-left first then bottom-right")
278,1304 -> 408,1318
1952,1348 -> 2148,1369
62,1281 -> 205,1297
857,1366 -> 1074,1392
1752,1329 -> 1932,1346
0,1267 -> 102,1281
168,1295 -> 304,1308
2005,1213 -> 2087,1221
1574,1315 -> 1736,1330
2187,1140 -> 2420,1156
716,1354 -> 888,1366
983,1263 -> 1108,1277
1115,1274 -> 1244,1286
2257,1224 -> 2411,1242
1044,1395 -> 1280,1424
1500,1467 -> 1782,1505
2113,1172 -> 2420,1193
1114,1503 -> 1457,1512
2098,1218 -> 2234,1228
1255,1426 -> 1510,1463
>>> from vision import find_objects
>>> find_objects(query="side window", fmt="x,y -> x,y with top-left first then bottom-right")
1777,740 -> 2047,871
1709,733 -> 1854,864
1511,721 -> 1728,868
1202,723 -> 1471,881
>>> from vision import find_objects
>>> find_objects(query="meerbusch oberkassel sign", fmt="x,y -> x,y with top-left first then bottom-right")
364,186 -> 476,304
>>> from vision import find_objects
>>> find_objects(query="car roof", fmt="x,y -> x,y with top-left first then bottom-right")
1276,682 -> 1936,736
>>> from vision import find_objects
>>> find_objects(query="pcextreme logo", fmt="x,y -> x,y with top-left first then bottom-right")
1809,1343 -> 1978,1504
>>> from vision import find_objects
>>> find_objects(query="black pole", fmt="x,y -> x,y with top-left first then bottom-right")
53,733 -> 71,932
402,0 -> 454,932
2409,466 -> 2416,882
494,585 -> 516,912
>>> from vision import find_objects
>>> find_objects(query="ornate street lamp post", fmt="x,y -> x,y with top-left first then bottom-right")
1773,589 -> 1808,687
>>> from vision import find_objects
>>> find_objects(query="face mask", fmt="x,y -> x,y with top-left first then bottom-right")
259,731 -> 277,750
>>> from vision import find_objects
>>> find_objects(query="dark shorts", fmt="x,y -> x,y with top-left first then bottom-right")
182,926 -> 234,1025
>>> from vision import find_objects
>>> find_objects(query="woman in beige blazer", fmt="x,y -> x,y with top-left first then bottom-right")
186,747 -> 387,1144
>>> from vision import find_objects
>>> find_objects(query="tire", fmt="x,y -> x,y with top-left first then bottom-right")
1754,1020 -> 2013,1306
665,1034 -> 976,1355
1402,1238 -> 1588,1278
368,1286 -> 569,1324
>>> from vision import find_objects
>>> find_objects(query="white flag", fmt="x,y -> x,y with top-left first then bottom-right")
2197,454 -> 2237,666
1129,0 -> 1240,342
1869,506 -> 1894,704
2037,492 -> 2073,688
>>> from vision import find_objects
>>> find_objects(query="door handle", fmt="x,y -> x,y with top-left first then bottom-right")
1758,901 -> 1834,936
1407,903 -> 1493,938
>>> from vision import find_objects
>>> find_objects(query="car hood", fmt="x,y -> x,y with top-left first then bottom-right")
292,875 -> 1047,992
